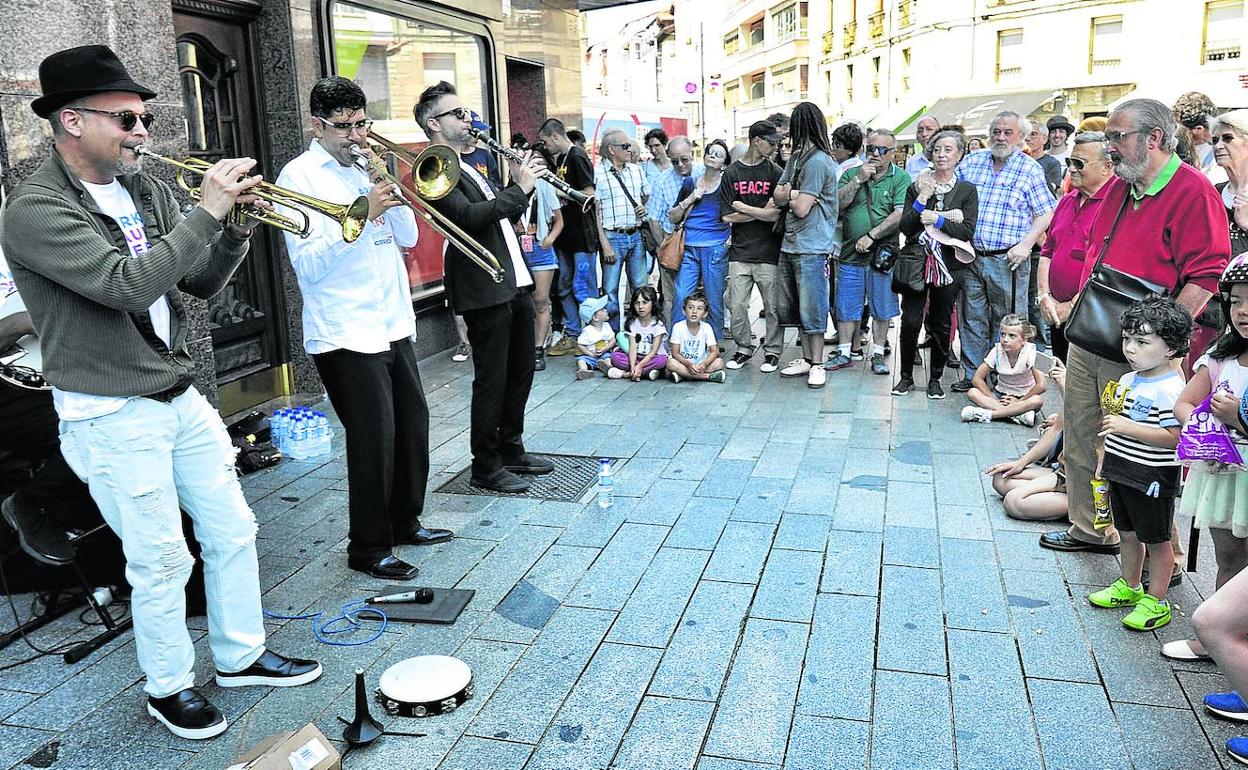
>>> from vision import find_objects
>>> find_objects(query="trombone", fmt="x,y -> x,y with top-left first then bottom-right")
351,134 -> 505,283
136,146 -> 371,243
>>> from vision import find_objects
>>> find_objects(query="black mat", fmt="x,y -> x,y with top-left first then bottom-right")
433,453 -> 626,502
368,586 -> 474,625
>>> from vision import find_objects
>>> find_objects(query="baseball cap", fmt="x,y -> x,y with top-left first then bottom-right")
748,120 -> 781,144
579,295 -> 610,326
469,111 -> 490,132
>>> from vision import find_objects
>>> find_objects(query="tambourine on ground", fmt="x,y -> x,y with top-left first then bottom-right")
375,655 -> 474,718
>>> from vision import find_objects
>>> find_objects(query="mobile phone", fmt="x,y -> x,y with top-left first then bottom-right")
1034,351 -> 1056,373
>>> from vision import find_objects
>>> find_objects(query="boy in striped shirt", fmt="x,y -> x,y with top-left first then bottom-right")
1088,296 -> 1193,631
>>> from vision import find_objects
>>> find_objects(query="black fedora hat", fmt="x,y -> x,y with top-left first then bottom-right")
31,45 -> 157,119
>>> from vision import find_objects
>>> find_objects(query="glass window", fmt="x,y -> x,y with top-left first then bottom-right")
330,2 -> 491,300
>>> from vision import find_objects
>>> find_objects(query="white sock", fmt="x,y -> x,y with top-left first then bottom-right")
839,343 -> 852,356
871,344 -> 885,357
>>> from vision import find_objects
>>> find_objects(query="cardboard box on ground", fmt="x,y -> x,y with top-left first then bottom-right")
224,724 -> 341,770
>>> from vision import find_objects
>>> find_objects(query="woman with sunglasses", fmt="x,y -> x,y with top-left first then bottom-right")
1035,132 -> 1116,363
1211,111 -> 1248,261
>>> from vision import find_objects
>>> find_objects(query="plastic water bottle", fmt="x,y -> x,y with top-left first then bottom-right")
290,416 -> 308,460
271,409 -> 288,452
317,413 -> 333,458
310,412 -> 330,459
597,458 -> 614,509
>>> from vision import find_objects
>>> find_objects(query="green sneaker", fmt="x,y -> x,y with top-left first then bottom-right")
1122,594 -> 1172,631
1088,578 -> 1145,608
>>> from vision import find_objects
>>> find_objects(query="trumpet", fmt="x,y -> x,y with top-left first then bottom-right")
351,136 -> 505,283
468,128 -> 595,213
136,146 -> 370,243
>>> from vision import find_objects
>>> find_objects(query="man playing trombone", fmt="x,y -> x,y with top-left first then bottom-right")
276,76 -> 452,582
2,45 -> 321,740
415,81 -> 555,493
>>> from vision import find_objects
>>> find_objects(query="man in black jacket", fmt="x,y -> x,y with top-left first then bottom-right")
415,82 -> 554,493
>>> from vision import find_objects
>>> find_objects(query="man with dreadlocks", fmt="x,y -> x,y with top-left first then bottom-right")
772,102 -> 840,388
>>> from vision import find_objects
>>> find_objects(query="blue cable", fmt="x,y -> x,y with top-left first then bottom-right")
264,599 -> 388,646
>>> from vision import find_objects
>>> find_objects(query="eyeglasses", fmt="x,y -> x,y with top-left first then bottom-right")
72,107 -> 155,131
432,107 -> 470,122
315,116 -> 373,133
1105,128 -> 1149,143
1211,133 -> 1239,145
867,145 -> 893,155
1065,156 -> 1087,171
611,142 -> 634,150
672,156 -> 693,165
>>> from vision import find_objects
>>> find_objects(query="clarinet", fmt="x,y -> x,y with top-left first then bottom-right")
469,128 -> 594,212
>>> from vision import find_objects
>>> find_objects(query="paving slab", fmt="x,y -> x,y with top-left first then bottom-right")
948,628 -> 1042,770
870,670 -> 953,770
820,528 -> 882,596
607,547 -> 709,647
650,580 -> 754,702
1028,678 -> 1133,770
877,565 -> 946,676
565,522 -> 668,610
940,537 -> 1010,633
783,715 -> 868,770
796,593 -> 876,721
611,696 -> 715,770
703,521 -> 776,584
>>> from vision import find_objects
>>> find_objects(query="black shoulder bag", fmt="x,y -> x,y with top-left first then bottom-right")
609,166 -> 661,254
1064,194 -> 1169,363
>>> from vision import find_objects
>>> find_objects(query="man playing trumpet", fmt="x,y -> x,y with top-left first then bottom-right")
276,76 -> 451,582
2,45 -> 321,740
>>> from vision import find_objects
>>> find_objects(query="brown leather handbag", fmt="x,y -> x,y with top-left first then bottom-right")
657,225 -> 686,271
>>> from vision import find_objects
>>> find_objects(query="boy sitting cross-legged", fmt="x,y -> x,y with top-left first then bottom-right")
1086,295 -> 1192,632
574,295 -> 617,380
665,291 -> 726,383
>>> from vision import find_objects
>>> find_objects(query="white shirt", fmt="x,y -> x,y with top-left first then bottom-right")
669,319 -> 717,364
905,154 -> 930,177
458,162 -> 532,288
1049,146 -> 1071,163
55,180 -> 170,421
277,140 -> 419,355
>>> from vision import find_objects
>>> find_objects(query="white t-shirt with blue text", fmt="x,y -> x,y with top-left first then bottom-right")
669,320 -> 716,364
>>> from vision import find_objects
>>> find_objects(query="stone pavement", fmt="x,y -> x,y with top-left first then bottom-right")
0,333 -> 1238,770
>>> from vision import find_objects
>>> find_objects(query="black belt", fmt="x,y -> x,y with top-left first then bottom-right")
976,247 -> 1010,257
607,226 -> 640,235
145,380 -> 192,403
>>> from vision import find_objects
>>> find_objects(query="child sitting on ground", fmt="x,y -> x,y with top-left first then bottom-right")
1086,295 -> 1192,632
666,291 -> 725,383
608,285 -> 668,381
574,295 -> 616,380
961,314 -> 1046,427
984,360 -> 1069,521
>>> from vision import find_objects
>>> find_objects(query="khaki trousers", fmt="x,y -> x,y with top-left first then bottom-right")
727,261 -> 783,358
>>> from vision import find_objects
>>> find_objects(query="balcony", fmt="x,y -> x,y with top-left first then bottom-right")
823,30 -> 833,55
843,21 -> 857,50
898,0 -> 913,28
868,11 -> 885,40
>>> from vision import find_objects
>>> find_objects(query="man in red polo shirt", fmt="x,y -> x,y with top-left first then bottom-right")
1041,99 -> 1230,569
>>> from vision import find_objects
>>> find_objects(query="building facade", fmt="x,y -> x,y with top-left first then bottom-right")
0,0 -> 581,414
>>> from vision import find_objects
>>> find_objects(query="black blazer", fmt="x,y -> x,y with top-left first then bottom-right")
899,180 -> 979,268
428,172 -> 532,313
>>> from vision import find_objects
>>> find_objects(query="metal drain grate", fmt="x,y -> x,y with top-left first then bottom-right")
435,453 -> 627,502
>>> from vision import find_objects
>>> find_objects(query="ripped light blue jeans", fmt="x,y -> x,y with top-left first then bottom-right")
58,387 -> 265,697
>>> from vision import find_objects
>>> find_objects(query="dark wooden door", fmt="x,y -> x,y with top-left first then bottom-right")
173,9 -> 287,408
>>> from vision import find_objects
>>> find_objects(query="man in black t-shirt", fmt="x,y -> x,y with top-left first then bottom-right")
538,118 -> 604,354
720,120 -> 785,373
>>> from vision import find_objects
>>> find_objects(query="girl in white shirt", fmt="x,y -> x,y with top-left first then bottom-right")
608,286 -> 668,381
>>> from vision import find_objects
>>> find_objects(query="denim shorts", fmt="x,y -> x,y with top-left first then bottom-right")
524,242 -> 558,271
776,251 -> 831,334
834,261 -> 900,322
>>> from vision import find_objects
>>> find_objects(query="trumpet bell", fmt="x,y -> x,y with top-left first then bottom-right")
343,195 -> 371,243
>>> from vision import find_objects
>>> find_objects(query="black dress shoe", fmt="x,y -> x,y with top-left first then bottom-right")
1039,530 -> 1121,554
950,378 -> 974,393
147,687 -> 227,740
2,495 -> 74,565
396,526 -> 454,546
216,649 -> 323,688
348,554 -> 419,580
470,468 -> 532,493
503,453 -> 556,475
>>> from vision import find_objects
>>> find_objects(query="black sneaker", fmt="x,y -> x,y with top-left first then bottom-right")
726,350 -> 753,370
760,355 -> 780,373
950,378 -> 974,393
534,347 -> 546,371
147,688 -> 227,740
1,495 -> 73,565
926,379 -> 946,400
891,378 -> 914,396
216,649 -> 323,688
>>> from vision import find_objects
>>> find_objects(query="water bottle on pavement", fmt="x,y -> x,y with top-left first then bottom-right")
290,416 -> 308,460
271,409 -> 287,452
597,458 -> 614,509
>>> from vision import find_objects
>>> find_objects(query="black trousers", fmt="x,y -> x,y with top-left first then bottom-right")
0,385 -> 97,528
1049,323 -> 1069,364
898,274 -> 961,383
313,339 -> 430,562
462,293 -> 537,477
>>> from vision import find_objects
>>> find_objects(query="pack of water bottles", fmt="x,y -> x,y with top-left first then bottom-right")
270,407 -> 334,461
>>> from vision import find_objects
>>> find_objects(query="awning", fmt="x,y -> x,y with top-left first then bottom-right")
874,98 -> 928,136
1108,72 -> 1248,111
900,89 -> 1061,139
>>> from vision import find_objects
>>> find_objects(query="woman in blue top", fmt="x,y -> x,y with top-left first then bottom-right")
669,139 -> 732,333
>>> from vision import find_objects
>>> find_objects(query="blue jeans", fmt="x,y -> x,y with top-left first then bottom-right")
556,247 -> 598,336
776,251 -> 831,334
672,241 -> 729,333
58,388 -> 265,697
959,253 -> 1031,379
603,230 -> 650,329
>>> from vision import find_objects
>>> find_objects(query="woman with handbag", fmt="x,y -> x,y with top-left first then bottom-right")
892,130 -> 979,398
669,139 -> 732,334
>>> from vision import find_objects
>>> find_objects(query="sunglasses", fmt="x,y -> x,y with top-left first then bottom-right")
612,142 -> 634,150
73,107 -> 155,131
1211,133 -> 1239,145
1065,156 -> 1086,171
867,145 -> 893,155
315,116 -> 373,133
433,107 -> 470,122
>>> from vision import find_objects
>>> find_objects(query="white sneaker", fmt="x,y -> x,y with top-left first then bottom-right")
961,406 -> 993,423
780,358 -> 812,377
1010,410 -> 1036,427
807,367 -> 826,389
